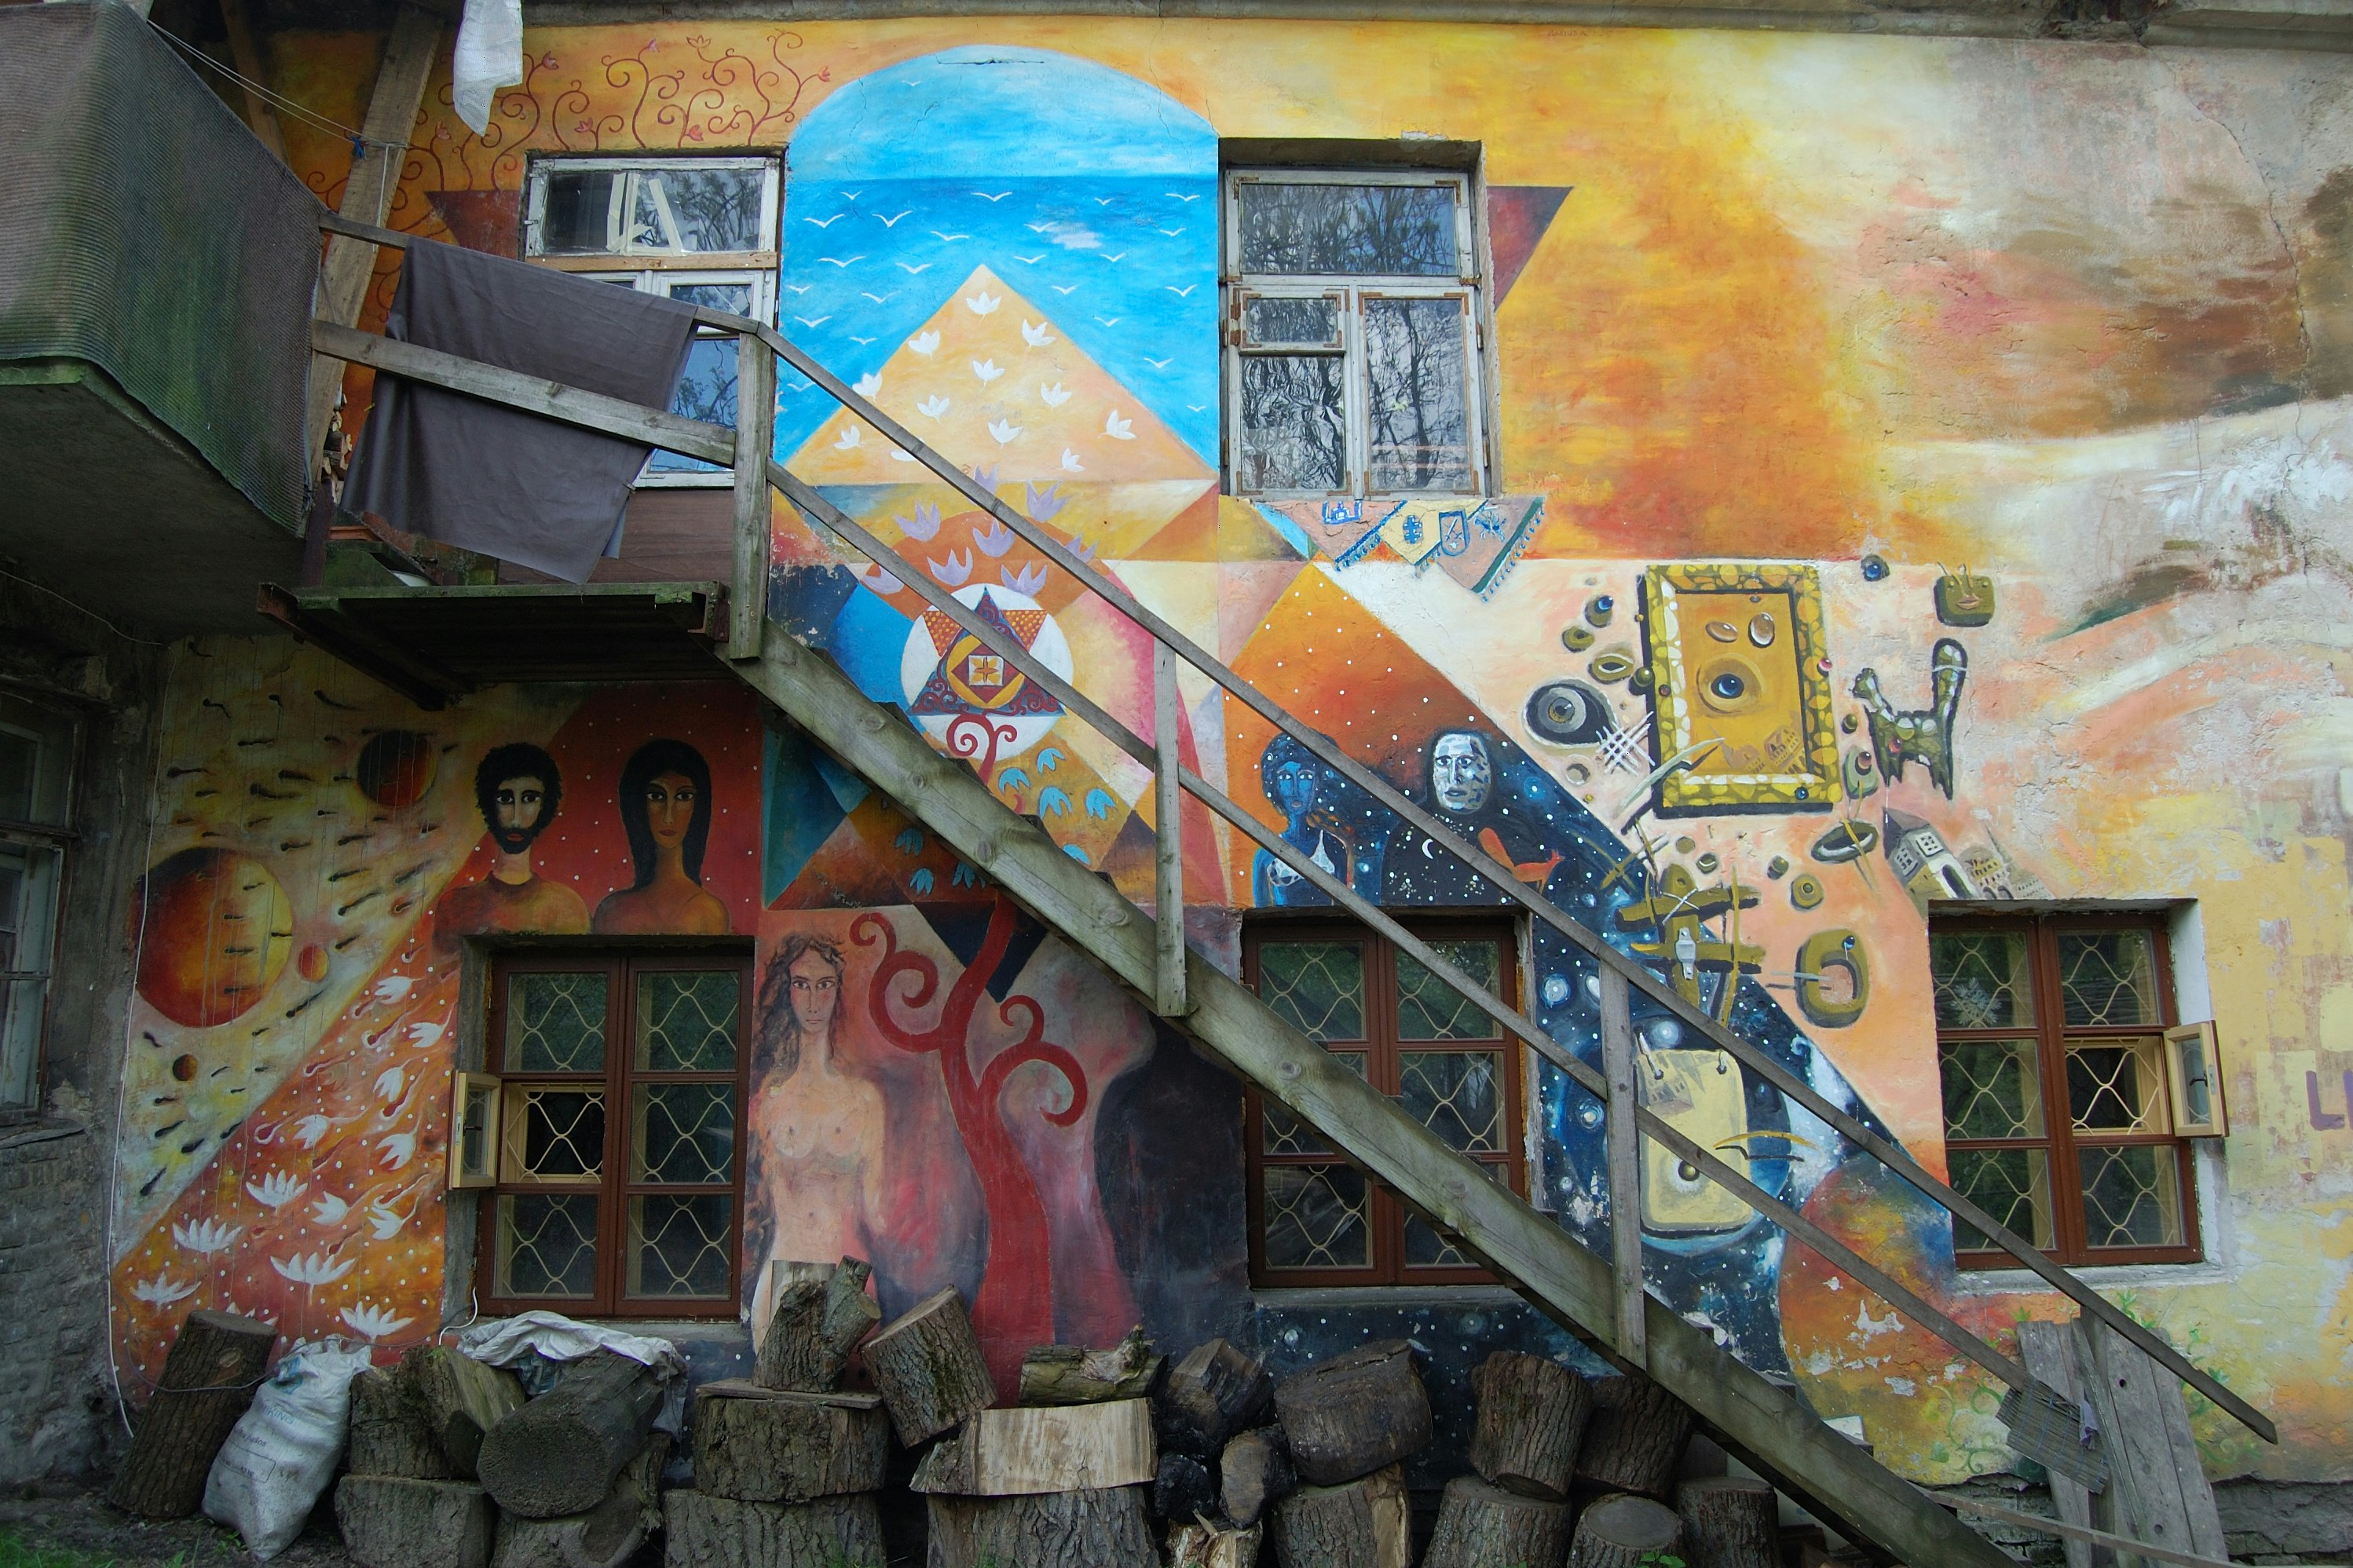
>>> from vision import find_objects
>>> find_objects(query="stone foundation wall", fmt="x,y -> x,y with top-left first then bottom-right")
0,1122 -> 111,1485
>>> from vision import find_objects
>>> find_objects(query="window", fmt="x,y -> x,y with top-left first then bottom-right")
1243,918 -> 1523,1285
0,696 -> 72,1113
1223,170 -> 1491,499
1932,914 -> 2204,1266
474,952 -> 750,1315
525,157 -> 781,485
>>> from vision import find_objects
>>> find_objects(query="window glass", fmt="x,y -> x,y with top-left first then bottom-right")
632,1083 -> 734,1183
1263,1165 -> 1370,1269
637,970 -> 740,1071
1243,295 -> 1344,349
511,973 -> 608,1073
1949,1148 -> 2053,1251
1257,941 -> 1365,1041
496,1193 -> 599,1297
2077,1145 -> 2183,1249
1395,939 -> 1502,1040
2066,1038 -> 2168,1134
629,1193 -> 734,1298
539,166 -> 768,256
1237,182 -> 1458,276
2056,930 -> 2161,1027
1930,929 -> 2035,1029
1363,296 -> 1473,493
512,1087 -> 605,1179
1238,357 -> 1348,492
1939,1039 -> 2044,1140
1399,1049 -> 1503,1152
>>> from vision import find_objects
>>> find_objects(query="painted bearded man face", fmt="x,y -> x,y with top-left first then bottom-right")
489,776 -> 551,854
1430,732 -> 1493,816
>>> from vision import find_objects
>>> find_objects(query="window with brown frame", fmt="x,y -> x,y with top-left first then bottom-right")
476,951 -> 751,1317
1243,917 -> 1522,1285
1931,913 -> 2201,1267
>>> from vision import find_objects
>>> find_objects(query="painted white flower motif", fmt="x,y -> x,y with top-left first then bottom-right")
368,1201 -> 408,1241
909,331 -> 941,356
405,1021 -> 445,1048
134,1274 -> 198,1307
172,1218 -> 242,1255
1020,320 -> 1053,346
897,501 -> 942,540
970,360 -> 1004,384
309,1193 -> 351,1226
917,395 -> 951,420
291,1114 -> 333,1150
271,1252 -> 355,1288
1001,563 -> 1049,596
1103,409 -> 1135,440
855,564 -> 905,595
852,371 -> 882,398
888,448 -> 917,462
245,1171 -> 307,1210
1059,449 -> 1085,473
964,290 -> 1001,316
339,1303 -> 414,1341
928,550 -> 973,588
371,977 -> 414,1003
1038,382 -> 1071,408
986,419 -> 1022,447
379,1133 -> 416,1169
375,1065 -> 404,1102
832,425 -> 862,451
972,520 -> 1015,558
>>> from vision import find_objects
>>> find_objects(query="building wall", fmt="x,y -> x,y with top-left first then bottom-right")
93,16 -> 2353,1491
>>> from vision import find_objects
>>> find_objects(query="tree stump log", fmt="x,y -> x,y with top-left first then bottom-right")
1472,1350 -> 1592,1501
335,1475 -> 494,1568
1575,1373 -> 1693,1500
477,1351 -> 663,1519
756,1257 -> 881,1393
662,1489 -> 886,1568
1169,1519 -> 1264,1568
1426,1474 -> 1575,1568
692,1385 -> 891,1503
1020,1325 -> 1162,1405
863,1286 -> 996,1445
1677,1476 -> 1779,1568
349,1364 -> 454,1479
1269,1463 -> 1413,1568
1220,1425 -> 1297,1529
404,1345 -> 527,1480
1572,1493 -> 1686,1568
1154,1452 -> 1217,1522
1155,1338 -> 1272,1459
925,1486 -> 1158,1568
910,1399 -> 1156,1495
489,1438 -> 664,1568
1273,1340 -> 1432,1487
106,1308 -> 278,1519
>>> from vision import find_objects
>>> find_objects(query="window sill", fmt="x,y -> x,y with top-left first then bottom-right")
0,1116 -> 86,1151
1253,1283 -> 1524,1309
1947,1255 -> 2238,1294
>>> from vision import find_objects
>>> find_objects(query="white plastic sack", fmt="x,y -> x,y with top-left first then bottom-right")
452,0 -> 523,135
203,1340 -> 374,1559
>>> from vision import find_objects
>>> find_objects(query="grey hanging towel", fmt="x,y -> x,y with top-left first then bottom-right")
343,239 -> 700,583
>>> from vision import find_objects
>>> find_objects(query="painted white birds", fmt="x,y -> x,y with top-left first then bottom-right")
1167,192 -> 1202,202
928,550 -> 973,587
1012,254 -> 1045,265
378,1133 -> 416,1168
1098,251 -> 1127,263
793,314 -> 831,328
1052,285 -> 1080,295
931,231 -> 971,243
1144,356 -> 1173,370
133,1275 -> 197,1307
971,359 -> 1005,383
368,1201 -> 408,1241
172,1218 -> 241,1255
857,564 -> 905,595
1039,382 -> 1071,408
897,261 -> 934,275
803,214 -> 846,228
1095,316 -> 1122,327
974,520 -> 1016,557
271,1252 -> 355,1288
340,1303 -> 415,1340
875,210 -> 914,227
1104,410 -> 1136,440
818,255 -> 864,267
1158,227 -> 1186,237
1021,320 -> 1054,346
909,331 -> 941,356
917,394 -> 952,419
975,191 -> 1012,202
1164,285 -> 1197,298
405,1021 -> 445,1047
899,501 -> 942,539
965,290 -> 1001,316
309,1193 -> 350,1225
833,426 -> 863,451
853,371 -> 882,397
290,1114 -> 333,1149
245,1171 -> 306,1210
375,1065 -> 404,1101
1002,563 -> 1049,595
987,419 -> 1022,446
860,291 -> 897,304
1059,449 -> 1085,473
370,977 -> 413,1003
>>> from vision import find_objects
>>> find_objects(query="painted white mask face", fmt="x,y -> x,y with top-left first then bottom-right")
1430,733 -> 1491,815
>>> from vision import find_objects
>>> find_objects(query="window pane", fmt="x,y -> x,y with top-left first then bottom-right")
0,975 -> 46,1109
1929,930 -> 2035,1029
650,285 -> 756,477
0,730 -> 38,821
2057,930 -> 2162,1027
1363,297 -> 1473,493
1237,181 -> 1458,276
496,1193 -> 598,1297
510,972 -> 608,1072
1238,356 -> 1345,492
2078,1145 -> 2184,1249
2066,1038 -> 2168,1134
637,970 -> 740,1071
1263,1164 -> 1370,1269
1950,1148 -> 2053,1251
1395,939 -> 1502,1040
1939,1040 -> 2045,1140
513,1087 -> 606,1179
634,168 -> 767,253
1264,1050 -> 1366,1155
634,1083 -> 735,1183
628,1193 -> 734,1298
540,169 -> 624,254
1257,942 -> 1364,1041
1244,295 -> 1343,349
1400,1051 -> 1503,1153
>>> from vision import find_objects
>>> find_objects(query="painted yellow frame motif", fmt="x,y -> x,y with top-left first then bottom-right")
1640,562 -> 1843,813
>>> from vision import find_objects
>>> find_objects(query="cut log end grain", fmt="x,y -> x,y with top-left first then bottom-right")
1154,1452 -> 1217,1522
690,1386 -> 890,1504
1169,1518 -> 1264,1568
106,1309 -> 278,1519
476,1351 -> 663,1519
348,1364 -> 455,1480
1272,1340 -> 1433,1488
755,1256 -> 881,1393
1676,1475 -> 1779,1568
661,1489 -> 886,1568
1269,1462 -> 1413,1568
1471,1350 -> 1592,1502
335,1475 -> 494,1568
1155,1338 -> 1272,1459
1219,1425 -> 1297,1529
863,1285 -> 996,1445
1019,1325 -> 1162,1405
926,1486 -> 1159,1568
1425,1473 -> 1575,1568
1575,1373 -> 1694,1500
403,1345 -> 527,1481
1572,1492 -> 1687,1568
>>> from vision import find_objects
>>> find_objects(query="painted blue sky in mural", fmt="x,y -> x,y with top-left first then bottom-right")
774,47 -> 1220,464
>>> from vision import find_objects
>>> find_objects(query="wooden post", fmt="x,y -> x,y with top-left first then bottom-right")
1676,1476 -> 1780,1568
926,1488 -> 1158,1568
1019,1325 -> 1161,1405
2020,1321 -> 2105,1568
105,1309 -> 279,1518
662,1490 -> 887,1568
691,1387 -> 890,1504
728,330 -> 774,657
1471,1349 -> 1591,1501
1154,639 -> 1187,1017
755,1256 -> 878,1392
403,1345 -> 527,1480
1577,1373 -> 1694,1500
2073,1315 -> 2227,1568
1599,964 -> 1646,1366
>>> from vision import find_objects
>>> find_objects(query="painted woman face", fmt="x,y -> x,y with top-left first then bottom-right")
1272,758 -> 1320,821
787,950 -> 842,1036
644,771 -> 698,848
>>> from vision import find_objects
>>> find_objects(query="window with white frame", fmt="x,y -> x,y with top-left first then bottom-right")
0,696 -> 73,1113
525,157 -> 781,485
1223,170 -> 1491,499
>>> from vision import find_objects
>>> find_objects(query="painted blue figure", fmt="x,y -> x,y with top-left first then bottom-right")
1380,729 -> 1564,905
1250,733 -> 1392,907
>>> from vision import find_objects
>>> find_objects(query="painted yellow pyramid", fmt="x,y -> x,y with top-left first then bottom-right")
791,266 -> 1211,485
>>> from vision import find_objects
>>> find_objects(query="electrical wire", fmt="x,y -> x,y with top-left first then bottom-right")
142,16 -> 412,154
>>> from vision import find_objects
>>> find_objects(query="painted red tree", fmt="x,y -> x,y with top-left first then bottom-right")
851,896 -> 1087,1392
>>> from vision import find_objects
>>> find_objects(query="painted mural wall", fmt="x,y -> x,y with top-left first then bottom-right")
102,16 -> 2353,1489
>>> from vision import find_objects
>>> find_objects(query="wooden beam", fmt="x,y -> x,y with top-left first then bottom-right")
729,331 -> 774,658
1599,966 -> 1645,1367
1934,1497 -> 2242,1568
304,2 -> 444,482
1153,641 -> 1187,1018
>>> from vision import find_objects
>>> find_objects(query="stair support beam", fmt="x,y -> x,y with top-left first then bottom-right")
1153,640 -> 1188,1018
1599,966 -> 1647,1368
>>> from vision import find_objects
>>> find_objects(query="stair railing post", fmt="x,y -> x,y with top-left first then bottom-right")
1153,639 -> 1187,1018
1599,963 -> 1645,1366
728,330 -> 775,658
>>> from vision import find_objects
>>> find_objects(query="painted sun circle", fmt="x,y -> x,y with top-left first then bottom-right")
134,848 -> 295,1027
